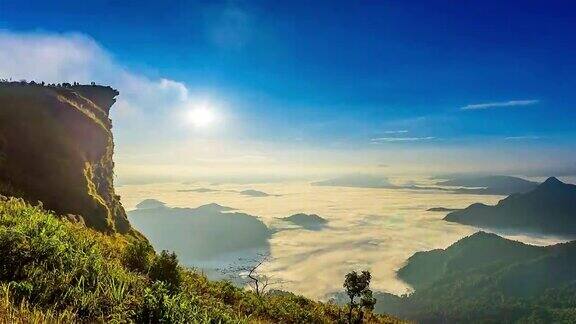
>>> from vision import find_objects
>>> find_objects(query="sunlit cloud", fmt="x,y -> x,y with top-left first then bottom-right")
0,30 -> 196,120
461,99 -> 539,110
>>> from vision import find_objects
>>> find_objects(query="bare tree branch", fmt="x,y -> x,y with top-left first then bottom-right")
220,252 -> 285,297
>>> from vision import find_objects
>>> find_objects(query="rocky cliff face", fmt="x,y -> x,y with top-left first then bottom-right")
0,82 -> 131,234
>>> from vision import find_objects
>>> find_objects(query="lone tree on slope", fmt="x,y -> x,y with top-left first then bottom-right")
344,270 -> 377,323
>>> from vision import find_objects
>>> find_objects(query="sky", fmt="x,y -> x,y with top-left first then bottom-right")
1,0 -> 576,182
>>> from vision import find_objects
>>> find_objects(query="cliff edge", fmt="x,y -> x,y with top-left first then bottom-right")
0,81 -> 130,233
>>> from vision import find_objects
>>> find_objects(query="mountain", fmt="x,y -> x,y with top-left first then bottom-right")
397,232 -> 546,291
239,189 -> 274,197
280,213 -> 328,230
177,187 -> 220,193
313,174 -> 539,196
436,175 -> 539,195
444,177 -> 576,235
426,207 -> 461,212
375,232 -> 576,322
0,82 -> 131,234
192,202 -> 237,212
135,198 -> 166,209
177,188 -> 279,197
313,174 -> 396,188
129,200 -> 271,262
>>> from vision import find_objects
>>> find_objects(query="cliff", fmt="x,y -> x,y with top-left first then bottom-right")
0,82 -> 130,233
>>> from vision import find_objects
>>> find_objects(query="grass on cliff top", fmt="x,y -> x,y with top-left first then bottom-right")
0,197 -> 403,323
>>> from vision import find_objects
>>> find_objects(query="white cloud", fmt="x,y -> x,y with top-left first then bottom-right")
461,99 -> 539,110
0,32 -> 109,82
371,137 -> 435,143
0,30 -> 219,138
383,130 -> 409,134
505,135 -> 542,140
0,30 -> 195,120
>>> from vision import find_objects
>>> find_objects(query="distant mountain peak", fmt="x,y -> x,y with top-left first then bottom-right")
532,176 -> 571,194
280,213 -> 328,230
445,174 -> 576,235
239,189 -> 273,197
435,175 -> 539,195
452,231 -> 509,247
202,202 -> 225,208
469,231 -> 496,238
285,213 -> 327,223
195,203 -> 236,212
135,199 -> 166,210
541,176 -> 563,186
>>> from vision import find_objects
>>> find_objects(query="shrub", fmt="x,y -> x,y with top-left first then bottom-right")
122,240 -> 154,273
149,250 -> 181,292
138,281 -> 171,322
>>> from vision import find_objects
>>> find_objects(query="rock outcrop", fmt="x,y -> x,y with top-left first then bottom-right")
0,82 -> 130,233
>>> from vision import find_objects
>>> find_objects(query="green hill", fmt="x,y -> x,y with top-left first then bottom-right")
376,232 -> 576,323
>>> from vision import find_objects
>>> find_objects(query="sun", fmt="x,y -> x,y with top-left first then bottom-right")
187,106 -> 216,127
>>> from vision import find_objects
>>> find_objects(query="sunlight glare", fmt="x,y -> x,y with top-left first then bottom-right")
187,106 -> 216,128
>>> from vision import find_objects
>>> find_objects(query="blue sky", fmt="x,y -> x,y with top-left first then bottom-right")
1,1 -> 575,179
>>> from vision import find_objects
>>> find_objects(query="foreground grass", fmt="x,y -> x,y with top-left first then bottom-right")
0,197 -> 403,323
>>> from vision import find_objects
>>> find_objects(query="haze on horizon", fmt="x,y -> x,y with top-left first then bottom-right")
1,1 -> 576,183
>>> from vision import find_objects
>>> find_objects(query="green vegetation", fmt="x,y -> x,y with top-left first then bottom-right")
0,197 -> 403,323
343,271 -> 376,324
376,232 -> 576,323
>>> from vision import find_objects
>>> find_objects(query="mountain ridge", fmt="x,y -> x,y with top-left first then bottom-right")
374,231 -> 576,322
444,176 -> 576,235
436,175 -> 539,195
